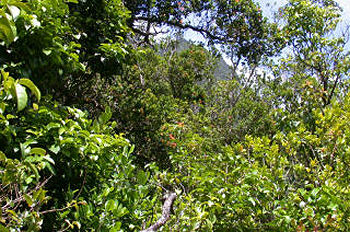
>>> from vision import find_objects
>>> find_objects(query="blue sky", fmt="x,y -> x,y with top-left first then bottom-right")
181,0 -> 350,65
330,0 -> 350,20
256,0 -> 350,23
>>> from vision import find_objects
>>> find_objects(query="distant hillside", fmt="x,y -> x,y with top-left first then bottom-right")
214,52 -> 232,80
171,37 -> 232,80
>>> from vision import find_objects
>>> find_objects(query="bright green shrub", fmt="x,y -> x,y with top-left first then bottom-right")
0,71 -> 157,231
157,95 -> 350,231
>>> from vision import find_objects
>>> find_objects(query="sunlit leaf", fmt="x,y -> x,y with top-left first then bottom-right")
0,12 -> 16,45
18,78 -> 41,102
14,83 -> 27,111
30,147 -> 46,156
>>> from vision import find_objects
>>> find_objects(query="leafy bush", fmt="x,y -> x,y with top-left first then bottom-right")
0,71 -> 158,231
2,0 -> 350,231
157,95 -> 350,231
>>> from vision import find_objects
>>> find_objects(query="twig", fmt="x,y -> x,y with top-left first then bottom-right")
40,204 -> 75,215
2,175 -> 52,210
75,170 -> 87,200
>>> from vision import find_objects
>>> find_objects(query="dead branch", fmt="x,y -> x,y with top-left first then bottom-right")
141,192 -> 177,232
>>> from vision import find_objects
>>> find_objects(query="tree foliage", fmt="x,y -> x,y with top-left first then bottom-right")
125,0 -> 278,65
1,0 -> 350,231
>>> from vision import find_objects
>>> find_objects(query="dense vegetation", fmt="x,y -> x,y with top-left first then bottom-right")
1,0 -> 350,231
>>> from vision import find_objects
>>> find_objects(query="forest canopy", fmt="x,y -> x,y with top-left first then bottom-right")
1,0 -> 350,231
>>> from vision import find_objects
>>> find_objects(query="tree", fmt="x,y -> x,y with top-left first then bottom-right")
0,2 -> 157,230
2,0 -> 350,231
0,0 -> 132,104
124,0 -> 277,65
271,0 -> 350,108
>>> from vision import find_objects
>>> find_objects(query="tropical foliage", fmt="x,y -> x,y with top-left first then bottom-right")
1,0 -> 350,231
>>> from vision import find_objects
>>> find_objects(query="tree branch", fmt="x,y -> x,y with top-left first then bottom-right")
132,16 -> 231,44
141,192 -> 177,232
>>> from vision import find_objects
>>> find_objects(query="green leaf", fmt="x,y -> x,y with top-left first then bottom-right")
33,103 -> 39,110
30,147 -> 46,156
25,176 -> 33,184
27,162 -> 40,180
105,199 -> 115,211
49,144 -> 60,154
110,222 -> 122,232
18,78 -> 41,102
7,5 -> 20,20
60,210 -> 70,219
0,224 -> 9,232
0,11 -> 17,45
66,0 -> 79,3
0,102 -> 5,114
24,194 -> 33,206
97,106 -> 112,126
0,151 -> 6,162
47,122 -> 60,130
137,170 -> 149,185
43,155 -> 55,164
7,210 -> 17,217
1,70 -> 9,82
46,163 -> 56,174
116,206 -> 128,217
20,143 -> 30,156
42,49 -> 52,56
14,83 -> 28,111
248,197 -> 256,206
72,221 -> 81,229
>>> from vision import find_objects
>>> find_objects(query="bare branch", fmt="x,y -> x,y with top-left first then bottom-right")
132,16 -> 232,44
141,192 -> 177,232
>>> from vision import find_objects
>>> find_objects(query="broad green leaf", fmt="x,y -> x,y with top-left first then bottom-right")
105,199 -> 115,211
7,2 -> 31,13
7,5 -> 20,20
0,102 -> 5,114
97,106 -> 112,126
18,78 -> 41,102
110,222 -> 122,232
0,12 -> 17,45
30,147 -> 46,156
43,155 -> 55,164
46,122 -> 60,130
24,194 -> 33,206
60,210 -> 70,218
20,143 -> 30,156
25,176 -> 33,184
49,144 -> 60,154
6,113 -> 16,119
14,83 -> 28,111
27,162 -> 40,180
1,70 -> 9,82
42,49 -> 52,56
33,189 -> 42,201
5,76 -> 15,96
